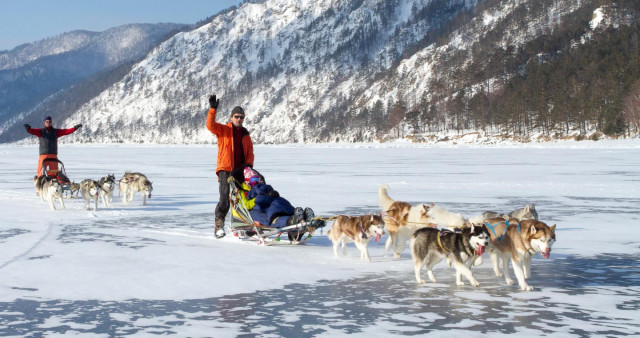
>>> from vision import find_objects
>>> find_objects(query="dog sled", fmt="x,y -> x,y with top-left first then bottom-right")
39,158 -> 72,192
227,173 -> 326,246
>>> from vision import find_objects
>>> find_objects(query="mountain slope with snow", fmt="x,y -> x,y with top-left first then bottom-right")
11,0 -> 640,144
0,23 -> 185,139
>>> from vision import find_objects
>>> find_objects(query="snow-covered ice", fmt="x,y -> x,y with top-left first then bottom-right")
0,141 -> 638,336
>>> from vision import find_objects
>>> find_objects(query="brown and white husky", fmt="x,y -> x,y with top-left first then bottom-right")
328,214 -> 385,262
378,186 -> 431,258
490,219 -> 556,290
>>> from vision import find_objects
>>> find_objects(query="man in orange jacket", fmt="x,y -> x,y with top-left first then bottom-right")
206,95 -> 254,238
24,116 -> 82,175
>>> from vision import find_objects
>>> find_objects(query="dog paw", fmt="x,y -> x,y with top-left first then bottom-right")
506,279 -> 514,285
495,272 -> 503,277
393,253 -> 400,259
417,279 -> 425,284
471,281 -> 480,287
457,281 -> 465,286
521,285 -> 533,291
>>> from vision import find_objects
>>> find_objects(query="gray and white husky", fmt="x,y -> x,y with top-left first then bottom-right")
98,174 -> 116,207
64,181 -> 80,199
36,175 -> 65,210
508,204 -> 538,221
80,179 -> 100,211
468,204 -> 539,224
35,176 -> 65,211
410,225 -> 489,286
119,172 -> 153,205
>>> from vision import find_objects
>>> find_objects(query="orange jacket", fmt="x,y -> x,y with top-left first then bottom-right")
206,107 -> 254,175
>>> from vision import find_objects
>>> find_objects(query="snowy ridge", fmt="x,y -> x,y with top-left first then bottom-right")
0,31 -> 97,70
0,23 -> 186,140
57,0 -> 634,144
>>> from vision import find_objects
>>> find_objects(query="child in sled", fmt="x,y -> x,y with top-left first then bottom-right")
238,167 -> 315,228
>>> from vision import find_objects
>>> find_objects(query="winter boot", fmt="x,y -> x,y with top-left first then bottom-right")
303,207 -> 315,223
214,217 -> 226,239
286,207 -> 305,226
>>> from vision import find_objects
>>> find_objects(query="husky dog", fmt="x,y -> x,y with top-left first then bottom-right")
98,174 -> 116,207
64,181 -> 80,199
80,179 -> 100,211
469,204 -> 539,224
328,214 -> 385,262
119,172 -> 153,205
42,178 -> 65,210
118,171 -> 144,197
410,225 -> 489,286
491,219 -> 556,290
508,204 -> 538,221
379,186 -> 432,258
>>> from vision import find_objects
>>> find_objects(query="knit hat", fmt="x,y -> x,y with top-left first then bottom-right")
243,167 -> 260,187
231,106 -> 245,116
44,116 -> 52,122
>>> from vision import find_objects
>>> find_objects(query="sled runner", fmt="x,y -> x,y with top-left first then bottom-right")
228,174 -> 326,246
40,158 -> 72,191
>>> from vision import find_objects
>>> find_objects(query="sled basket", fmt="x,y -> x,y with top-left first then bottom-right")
40,158 -> 71,189
227,175 -> 326,245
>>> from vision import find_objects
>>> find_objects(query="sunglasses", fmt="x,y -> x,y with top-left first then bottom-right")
232,115 -> 245,120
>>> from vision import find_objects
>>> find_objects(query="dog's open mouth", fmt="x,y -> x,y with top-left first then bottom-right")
476,244 -> 485,256
542,250 -> 550,259
375,233 -> 382,242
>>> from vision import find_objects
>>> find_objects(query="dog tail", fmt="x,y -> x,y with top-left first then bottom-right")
378,185 -> 395,211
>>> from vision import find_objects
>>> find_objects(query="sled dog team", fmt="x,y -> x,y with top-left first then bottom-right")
328,185 -> 556,291
33,171 -> 153,211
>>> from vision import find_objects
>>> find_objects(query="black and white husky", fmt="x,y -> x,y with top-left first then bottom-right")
410,225 -> 489,286
80,179 -> 100,211
98,174 -> 116,207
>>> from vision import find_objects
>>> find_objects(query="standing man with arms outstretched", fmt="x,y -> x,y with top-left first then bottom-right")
206,95 -> 254,239
24,116 -> 82,175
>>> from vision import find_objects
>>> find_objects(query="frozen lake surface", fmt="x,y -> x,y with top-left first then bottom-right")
0,143 -> 639,336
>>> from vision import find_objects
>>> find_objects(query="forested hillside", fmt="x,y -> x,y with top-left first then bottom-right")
377,0 -> 640,140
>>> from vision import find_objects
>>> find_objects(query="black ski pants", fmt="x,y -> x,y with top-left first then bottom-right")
215,171 -> 231,220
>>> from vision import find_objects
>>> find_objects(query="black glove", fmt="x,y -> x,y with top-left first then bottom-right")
24,124 -> 31,131
209,95 -> 219,109
74,124 -> 82,130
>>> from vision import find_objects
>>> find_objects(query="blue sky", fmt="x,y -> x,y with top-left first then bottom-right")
0,0 -> 241,51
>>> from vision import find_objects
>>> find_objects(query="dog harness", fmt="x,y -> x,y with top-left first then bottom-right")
484,220 -> 510,241
358,219 -> 368,239
437,230 -> 448,253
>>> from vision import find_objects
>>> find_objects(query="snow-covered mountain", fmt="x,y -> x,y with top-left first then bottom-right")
0,23 -> 185,139
17,0 -> 640,144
